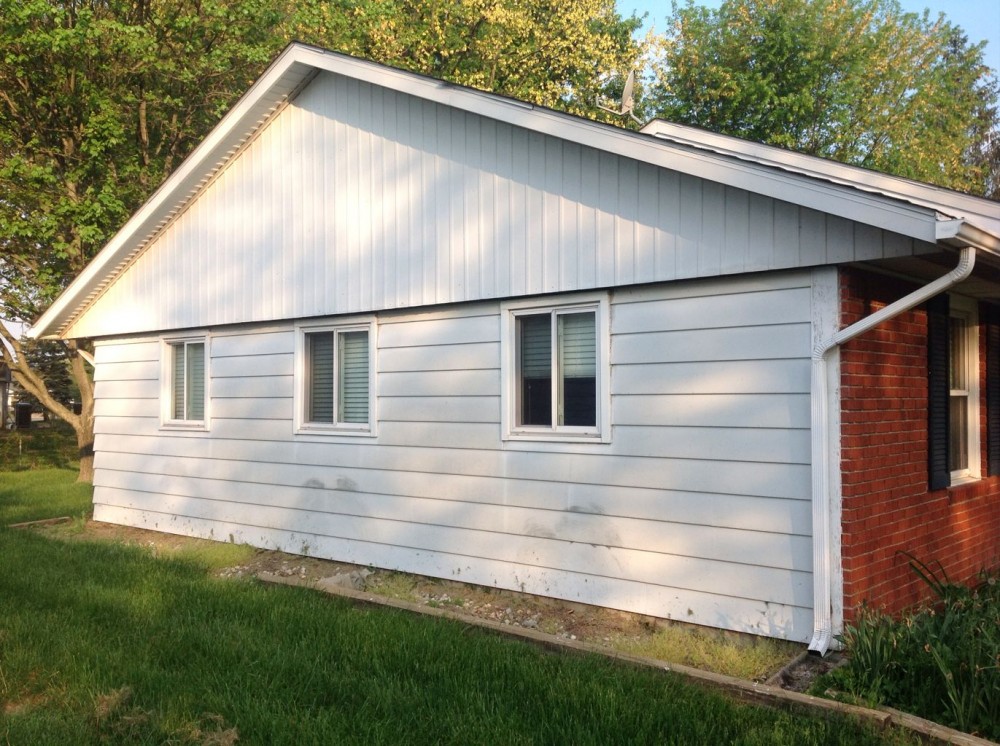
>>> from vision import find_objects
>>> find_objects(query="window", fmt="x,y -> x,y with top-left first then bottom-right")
948,302 -> 979,481
163,337 -> 207,427
503,296 -> 609,441
297,321 -> 374,434
928,295 -> 979,487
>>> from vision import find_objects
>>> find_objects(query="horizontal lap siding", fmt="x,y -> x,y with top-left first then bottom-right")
92,271 -> 814,641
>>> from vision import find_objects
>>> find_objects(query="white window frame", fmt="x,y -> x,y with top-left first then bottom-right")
949,296 -> 980,484
160,335 -> 209,430
501,293 -> 610,443
295,318 -> 377,436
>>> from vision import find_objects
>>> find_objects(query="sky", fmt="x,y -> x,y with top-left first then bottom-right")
616,0 -> 1000,76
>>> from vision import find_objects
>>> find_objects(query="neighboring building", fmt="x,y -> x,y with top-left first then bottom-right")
31,44 -> 1000,653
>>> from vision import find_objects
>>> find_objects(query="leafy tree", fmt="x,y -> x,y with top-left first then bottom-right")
11,337 -> 80,416
649,0 -> 999,197
295,0 -> 642,118
1,0 -> 642,481
0,0 -> 300,480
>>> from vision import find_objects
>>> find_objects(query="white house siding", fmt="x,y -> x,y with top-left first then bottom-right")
67,70 -> 930,341
92,269 -> 814,642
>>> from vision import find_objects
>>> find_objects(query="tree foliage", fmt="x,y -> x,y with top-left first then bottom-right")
0,0 -> 641,480
650,0 -> 1000,197
294,0 -> 642,117
0,0 -> 303,479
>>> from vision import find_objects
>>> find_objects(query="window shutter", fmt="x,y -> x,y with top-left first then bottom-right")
927,294 -> 950,490
186,342 -> 205,420
308,332 -> 334,423
987,306 -> 1000,476
338,331 -> 369,424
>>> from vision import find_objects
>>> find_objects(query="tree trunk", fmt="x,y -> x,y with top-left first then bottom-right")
68,341 -> 95,484
77,429 -> 95,483
1,329 -> 96,483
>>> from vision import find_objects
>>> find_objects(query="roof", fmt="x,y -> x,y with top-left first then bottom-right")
30,42 -> 1000,340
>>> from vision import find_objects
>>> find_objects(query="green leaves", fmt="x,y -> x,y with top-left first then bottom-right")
0,0 -> 301,324
650,0 -> 999,197
292,0 -> 643,119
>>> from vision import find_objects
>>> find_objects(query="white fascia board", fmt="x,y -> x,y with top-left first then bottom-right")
29,47 -> 316,339
641,120 -> 1000,237
32,43 -> 988,339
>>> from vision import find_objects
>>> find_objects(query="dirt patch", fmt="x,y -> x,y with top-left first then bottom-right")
27,519 -> 824,689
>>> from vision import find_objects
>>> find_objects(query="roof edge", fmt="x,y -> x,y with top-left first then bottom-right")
30,44 -> 1000,339
30,43 -> 314,340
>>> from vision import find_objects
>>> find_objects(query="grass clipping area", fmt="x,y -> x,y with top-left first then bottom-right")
1,470 -> 916,744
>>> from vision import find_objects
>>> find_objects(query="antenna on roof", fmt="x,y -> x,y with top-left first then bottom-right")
596,70 -> 641,125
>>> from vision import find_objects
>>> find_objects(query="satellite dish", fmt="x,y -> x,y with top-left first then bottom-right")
621,70 -> 635,115
596,70 -> 641,125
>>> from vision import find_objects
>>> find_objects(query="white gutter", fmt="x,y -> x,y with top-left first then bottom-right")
808,245 -> 977,655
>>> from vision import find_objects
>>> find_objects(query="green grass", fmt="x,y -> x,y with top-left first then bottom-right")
0,422 -> 81,472
0,469 -> 93,525
1,462 -> 916,744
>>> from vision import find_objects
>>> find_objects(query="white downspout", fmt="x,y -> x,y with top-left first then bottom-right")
808,246 -> 977,655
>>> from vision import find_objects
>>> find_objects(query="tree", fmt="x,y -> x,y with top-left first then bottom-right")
649,0 -> 1000,197
1,0 -> 642,481
0,0 -> 301,481
294,0 -> 642,118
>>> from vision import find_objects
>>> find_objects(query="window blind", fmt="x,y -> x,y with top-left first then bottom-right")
338,331 -> 369,424
559,312 -> 596,378
520,315 -> 551,379
308,332 -> 335,423
172,341 -> 205,421
172,345 -> 185,420
558,312 -> 596,426
186,342 -> 205,420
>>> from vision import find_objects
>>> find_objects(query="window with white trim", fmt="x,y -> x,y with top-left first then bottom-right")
163,337 -> 207,427
949,299 -> 980,481
298,321 -> 374,434
503,296 -> 609,441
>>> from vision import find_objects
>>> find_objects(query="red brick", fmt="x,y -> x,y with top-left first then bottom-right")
838,268 -> 1000,622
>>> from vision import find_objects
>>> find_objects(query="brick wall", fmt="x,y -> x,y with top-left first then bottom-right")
839,267 -> 1000,621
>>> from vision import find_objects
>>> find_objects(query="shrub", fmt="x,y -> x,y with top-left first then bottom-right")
824,557 -> 999,740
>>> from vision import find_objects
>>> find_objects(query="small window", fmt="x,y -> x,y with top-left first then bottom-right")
949,302 -> 980,481
298,322 -> 375,434
503,296 -> 609,441
163,337 -> 207,427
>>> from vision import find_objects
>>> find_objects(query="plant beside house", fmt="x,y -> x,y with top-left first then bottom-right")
817,558 -> 1000,741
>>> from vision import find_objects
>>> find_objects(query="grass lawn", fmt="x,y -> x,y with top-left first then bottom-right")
1,471 -> 916,744
0,422 -> 81,473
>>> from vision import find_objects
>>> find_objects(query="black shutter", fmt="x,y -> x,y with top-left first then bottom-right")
987,306 -> 1000,476
927,294 -> 950,490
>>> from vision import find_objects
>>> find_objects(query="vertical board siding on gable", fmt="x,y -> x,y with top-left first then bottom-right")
91,271 -> 814,641
68,71 -> 924,340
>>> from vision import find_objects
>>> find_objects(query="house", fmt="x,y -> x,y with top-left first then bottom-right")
31,43 -> 1000,653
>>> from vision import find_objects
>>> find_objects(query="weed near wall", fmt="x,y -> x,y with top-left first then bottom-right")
822,558 -> 999,740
